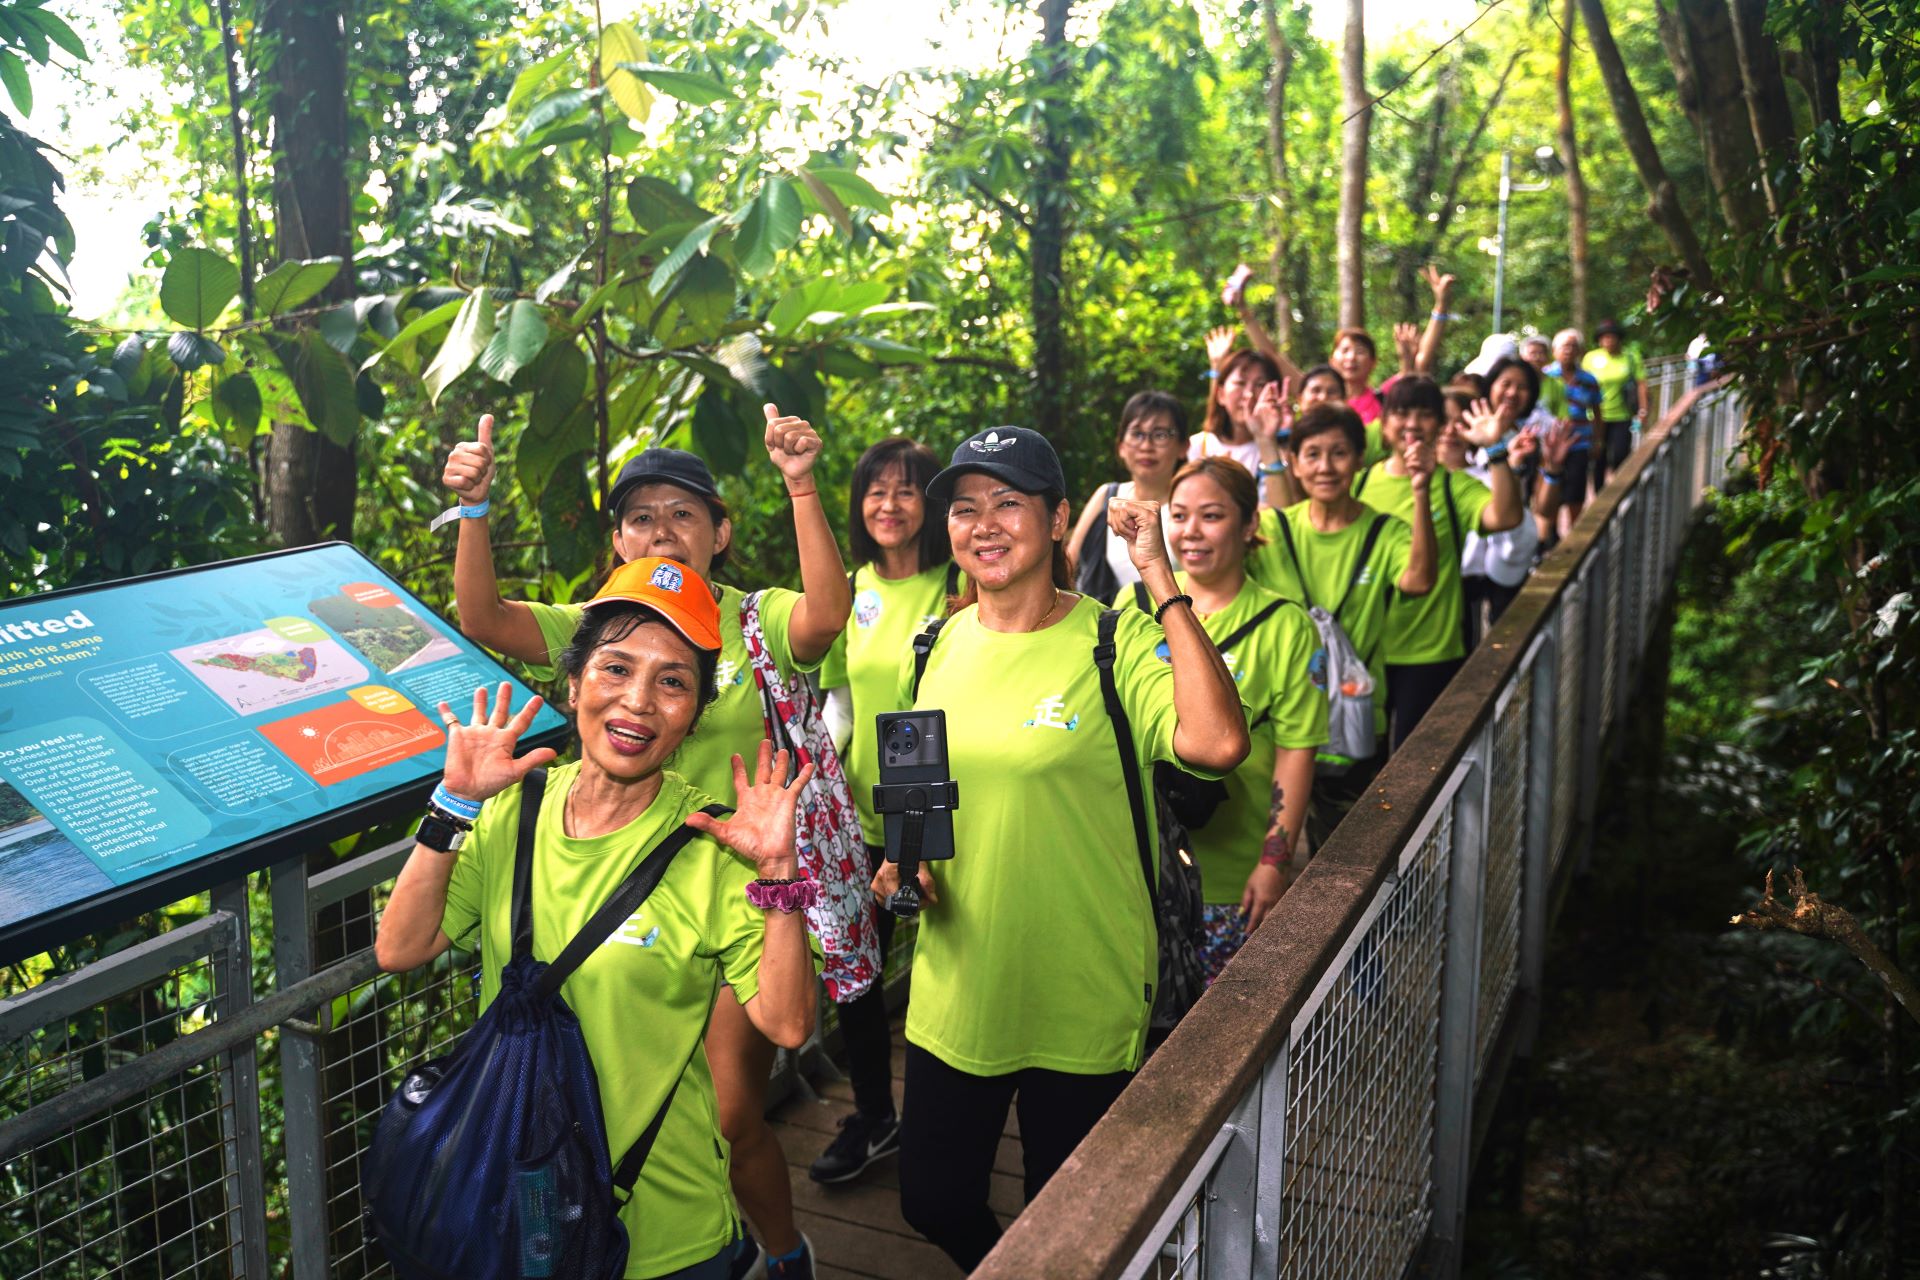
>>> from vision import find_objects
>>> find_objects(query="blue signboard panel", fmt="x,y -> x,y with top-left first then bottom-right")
0,543 -> 569,961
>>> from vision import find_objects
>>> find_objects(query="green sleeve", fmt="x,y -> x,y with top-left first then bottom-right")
522,601 -> 587,682
1113,607 -> 1231,780
1629,348 -> 1646,382
1541,377 -> 1567,418
752,586 -> 823,676
819,626 -> 849,691
440,789 -> 513,949
709,843 -> 766,1003
1269,607 -> 1330,751
1457,473 -> 1494,534
1380,514 -> 1415,586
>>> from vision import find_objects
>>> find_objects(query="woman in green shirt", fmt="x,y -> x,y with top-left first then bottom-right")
875,426 -> 1248,1271
811,436 -> 953,1187
1581,318 -> 1648,493
1163,459 -> 1327,982
442,405 -> 849,1280
375,559 -> 818,1279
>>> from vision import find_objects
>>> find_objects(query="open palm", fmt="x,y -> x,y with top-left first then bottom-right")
685,741 -> 815,872
438,683 -> 557,802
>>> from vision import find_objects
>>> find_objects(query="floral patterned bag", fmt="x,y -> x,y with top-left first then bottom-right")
739,591 -> 881,1003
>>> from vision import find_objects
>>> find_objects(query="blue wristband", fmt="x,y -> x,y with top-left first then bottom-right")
1258,460 -> 1288,476
459,498 -> 491,519
431,783 -> 482,822
1541,471 -> 1561,486
1484,440 -> 1510,464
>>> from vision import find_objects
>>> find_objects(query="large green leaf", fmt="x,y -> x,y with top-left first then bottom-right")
664,255 -> 736,344
289,330 -> 361,445
0,51 -> 30,117
422,291 -> 496,404
506,49 -> 573,115
648,215 -> 726,294
361,296 -> 464,373
538,453 -> 600,578
159,247 -> 241,329
600,22 -> 654,124
516,86 -> 599,142
520,401 -> 594,502
478,300 -> 549,383
689,383 -> 749,475
767,279 -> 835,337
165,331 -> 226,371
255,258 -> 342,317
734,177 -> 803,277
793,168 -> 852,237
614,61 -> 726,106
626,176 -> 711,232
803,166 -> 892,212
517,339 -> 592,500
212,370 -> 262,438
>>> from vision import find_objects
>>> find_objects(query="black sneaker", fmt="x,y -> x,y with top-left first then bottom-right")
808,1109 -> 900,1185
725,1235 -> 765,1280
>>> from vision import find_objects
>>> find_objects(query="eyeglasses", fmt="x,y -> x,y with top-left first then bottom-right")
1123,428 -> 1180,445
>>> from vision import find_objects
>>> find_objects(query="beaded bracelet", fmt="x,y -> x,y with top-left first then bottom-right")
746,878 -> 820,913
1154,594 -> 1194,625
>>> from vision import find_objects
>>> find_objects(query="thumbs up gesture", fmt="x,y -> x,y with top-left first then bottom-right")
763,402 -> 823,489
443,414 -> 496,504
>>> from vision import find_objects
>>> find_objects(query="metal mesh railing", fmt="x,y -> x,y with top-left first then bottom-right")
1477,671 -> 1529,1078
1276,807 -> 1450,1280
1551,572 -> 1585,874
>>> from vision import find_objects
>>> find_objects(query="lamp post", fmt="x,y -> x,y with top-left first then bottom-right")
1491,146 -> 1558,334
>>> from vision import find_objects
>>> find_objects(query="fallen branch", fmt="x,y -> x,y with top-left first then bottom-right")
1732,867 -> 1920,1028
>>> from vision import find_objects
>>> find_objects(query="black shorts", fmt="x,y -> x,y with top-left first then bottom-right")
1559,447 -> 1591,500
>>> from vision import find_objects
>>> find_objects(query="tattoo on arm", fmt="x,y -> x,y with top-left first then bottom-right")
1261,783 -> 1292,864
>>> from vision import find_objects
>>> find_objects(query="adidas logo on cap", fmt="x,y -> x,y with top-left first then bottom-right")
969,430 -> 1017,453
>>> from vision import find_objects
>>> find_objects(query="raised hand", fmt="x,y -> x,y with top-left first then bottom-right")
1221,262 -> 1253,309
1205,325 -> 1236,373
1460,397 -> 1506,447
1538,419 -> 1576,471
437,682 -> 557,804
1508,427 -> 1541,468
1392,321 -> 1419,369
1107,497 -> 1169,572
1422,263 -> 1457,307
1253,378 -> 1292,445
1403,431 -> 1435,493
763,403 -> 822,486
442,414 -> 496,504
684,741 -> 816,873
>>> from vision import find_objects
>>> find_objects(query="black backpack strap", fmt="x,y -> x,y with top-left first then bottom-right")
531,804 -> 734,1003
1442,470 -> 1461,549
909,615 -> 950,703
1353,465 -> 1371,498
1214,598 -> 1287,655
1130,580 -> 1152,616
509,769 -> 547,962
1095,610 -> 1155,897
1331,514 -> 1391,625
944,560 -> 960,596
1273,514 -> 1315,610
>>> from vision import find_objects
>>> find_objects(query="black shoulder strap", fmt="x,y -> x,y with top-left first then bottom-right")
1215,598 -> 1287,655
532,803 -> 734,1003
1095,610 -> 1155,898
1441,470 -> 1460,549
1353,465 -> 1371,498
509,769 -> 547,961
1273,514 -> 1315,610
943,560 -> 960,596
846,567 -> 857,595
1330,514 -> 1391,625
909,615 -> 950,702
1102,480 -> 1119,513
1130,580 -> 1152,616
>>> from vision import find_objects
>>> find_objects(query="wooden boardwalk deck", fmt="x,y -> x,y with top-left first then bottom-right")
770,1028 -> 1023,1280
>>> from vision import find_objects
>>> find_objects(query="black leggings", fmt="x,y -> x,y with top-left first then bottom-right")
1386,658 -> 1466,751
898,1046 -> 1131,1271
1590,421 -> 1634,494
835,843 -> 899,1118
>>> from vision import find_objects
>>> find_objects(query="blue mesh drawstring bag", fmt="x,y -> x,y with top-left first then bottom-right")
363,771 -> 728,1280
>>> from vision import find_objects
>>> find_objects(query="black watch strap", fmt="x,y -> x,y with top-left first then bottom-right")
415,812 -> 466,854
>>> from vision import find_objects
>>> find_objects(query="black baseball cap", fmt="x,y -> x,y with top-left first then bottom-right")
1595,318 -> 1625,339
926,426 -> 1066,506
607,448 -> 720,522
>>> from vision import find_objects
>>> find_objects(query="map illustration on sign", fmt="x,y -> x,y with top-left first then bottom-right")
309,583 -> 463,674
169,626 -> 369,715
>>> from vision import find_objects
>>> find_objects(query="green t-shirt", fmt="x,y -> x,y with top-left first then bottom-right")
526,583 -> 812,800
441,765 -> 763,1279
1246,503 -> 1413,735
1353,464 -> 1492,666
1171,577 -> 1327,905
819,562 -> 952,846
1581,346 -> 1645,422
1363,419 -> 1391,468
901,596 -> 1218,1075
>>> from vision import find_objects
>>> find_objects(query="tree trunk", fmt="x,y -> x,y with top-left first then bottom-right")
1579,0 -> 1714,287
1726,0 -> 1796,219
1398,59 -> 1455,320
1411,51 -> 1520,307
1029,0 -> 1074,441
1260,0 -> 1294,352
1557,0 -> 1591,334
1655,0 -> 1765,235
260,0 -> 356,546
1337,0 -> 1368,330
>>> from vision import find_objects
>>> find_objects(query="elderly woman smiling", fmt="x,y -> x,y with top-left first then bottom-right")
375,558 -> 816,1280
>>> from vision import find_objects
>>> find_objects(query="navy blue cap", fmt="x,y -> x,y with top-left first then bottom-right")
607,448 -> 720,522
926,427 -> 1066,506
